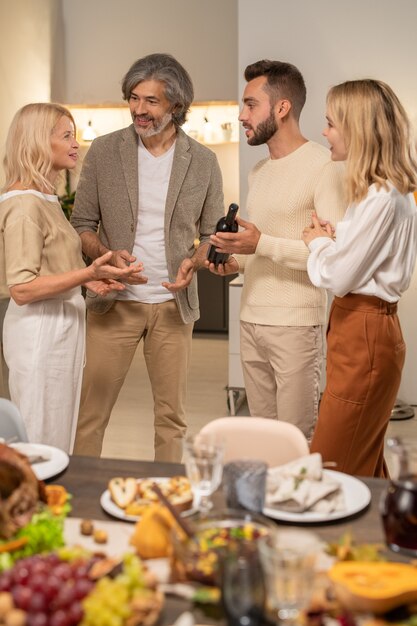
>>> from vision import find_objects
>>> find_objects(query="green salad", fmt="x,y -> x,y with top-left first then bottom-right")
0,500 -> 71,571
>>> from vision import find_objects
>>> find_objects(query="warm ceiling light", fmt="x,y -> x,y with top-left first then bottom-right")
81,120 -> 97,142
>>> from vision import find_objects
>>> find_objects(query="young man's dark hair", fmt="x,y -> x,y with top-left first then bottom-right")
244,59 -> 306,120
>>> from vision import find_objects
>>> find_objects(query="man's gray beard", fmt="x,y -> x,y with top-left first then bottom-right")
247,108 -> 277,146
136,112 -> 173,138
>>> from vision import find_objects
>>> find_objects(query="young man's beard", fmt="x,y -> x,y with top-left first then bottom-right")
248,108 -> 277,146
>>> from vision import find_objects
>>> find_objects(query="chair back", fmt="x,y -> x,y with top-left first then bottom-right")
0,398 -> 29,442
199,416 -> 309,467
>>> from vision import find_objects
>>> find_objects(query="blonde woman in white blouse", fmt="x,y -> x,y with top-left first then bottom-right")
0,103 -> 142,452
302,79 -> 417,477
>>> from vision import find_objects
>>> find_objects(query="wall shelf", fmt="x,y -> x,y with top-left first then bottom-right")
66,101 -> 240,146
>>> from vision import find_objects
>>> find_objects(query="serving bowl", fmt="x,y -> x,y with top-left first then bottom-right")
171,508 -> 276,585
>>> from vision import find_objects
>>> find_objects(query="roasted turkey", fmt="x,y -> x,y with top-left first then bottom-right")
0,442 -> 45,539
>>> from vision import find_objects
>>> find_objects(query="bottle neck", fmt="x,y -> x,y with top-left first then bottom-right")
225,209 -> 237,226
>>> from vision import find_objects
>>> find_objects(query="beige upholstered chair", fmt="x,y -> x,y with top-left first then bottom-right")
199,417 -> 309,467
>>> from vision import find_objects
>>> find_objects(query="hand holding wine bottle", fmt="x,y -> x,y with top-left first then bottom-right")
207,206 -> 261,274
207,203 -> 239,267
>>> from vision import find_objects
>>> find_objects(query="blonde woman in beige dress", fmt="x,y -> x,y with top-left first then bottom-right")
0,103 -> 143,452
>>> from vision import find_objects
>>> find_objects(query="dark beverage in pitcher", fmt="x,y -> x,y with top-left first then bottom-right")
207,203 -> 239,267
380,475 -> 417,556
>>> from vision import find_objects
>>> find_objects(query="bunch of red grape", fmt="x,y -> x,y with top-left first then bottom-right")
0,553 -> 99,626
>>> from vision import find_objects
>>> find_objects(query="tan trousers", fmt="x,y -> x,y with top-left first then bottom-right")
240,322 -> 324,439
73,299 -> 193,462
310,294 -> 405,478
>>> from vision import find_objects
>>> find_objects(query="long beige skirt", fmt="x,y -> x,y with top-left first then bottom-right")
3,288 -> 85,452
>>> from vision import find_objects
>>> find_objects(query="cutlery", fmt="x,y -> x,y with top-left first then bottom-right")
150,482 -> 195,539
28,455 -> 50,465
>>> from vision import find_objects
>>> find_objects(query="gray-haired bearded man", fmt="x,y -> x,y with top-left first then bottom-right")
71,53 -> 224,461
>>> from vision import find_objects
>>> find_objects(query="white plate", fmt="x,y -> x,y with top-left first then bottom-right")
262,469 -> 371,523
10,442 -> 69,481
100,477 -> 196,522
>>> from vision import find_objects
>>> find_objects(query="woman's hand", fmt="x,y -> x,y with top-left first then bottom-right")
302,212 -> 334,246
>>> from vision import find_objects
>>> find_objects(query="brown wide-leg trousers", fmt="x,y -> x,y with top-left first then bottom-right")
310,293 -> 406,477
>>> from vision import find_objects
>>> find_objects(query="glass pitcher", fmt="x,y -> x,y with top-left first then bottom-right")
380,437 -> 417,557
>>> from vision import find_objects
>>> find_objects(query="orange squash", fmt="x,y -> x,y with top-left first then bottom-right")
129,503 -> 186,559
328,561 -> 417,614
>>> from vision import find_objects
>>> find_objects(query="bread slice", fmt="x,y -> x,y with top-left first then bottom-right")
169,491 -> 194,514
137,476 -> 193,511
108,477 -> 137,509
109,475 -> 194,515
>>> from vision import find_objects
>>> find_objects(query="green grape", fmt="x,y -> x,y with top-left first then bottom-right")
80,553 -> 156,626
57,545 -> 92,562
120,553 -> 146,590
81,576 -> 130,625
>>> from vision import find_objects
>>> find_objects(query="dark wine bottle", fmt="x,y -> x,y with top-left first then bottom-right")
207,203 -> 239,267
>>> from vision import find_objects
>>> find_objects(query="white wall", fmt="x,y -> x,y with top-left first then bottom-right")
61,0 -> 238,104
0,0 -> 64,187
238,0 -> 417,402
0,0 -> 64,395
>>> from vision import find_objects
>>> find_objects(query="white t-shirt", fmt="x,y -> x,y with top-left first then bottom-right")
307,183 -> 417,302
118,138 -> 176,303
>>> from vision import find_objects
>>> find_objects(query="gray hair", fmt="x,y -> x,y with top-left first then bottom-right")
121,53 -> 194,127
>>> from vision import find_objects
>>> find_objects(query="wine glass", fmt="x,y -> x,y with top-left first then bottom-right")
183,433 -> 224,515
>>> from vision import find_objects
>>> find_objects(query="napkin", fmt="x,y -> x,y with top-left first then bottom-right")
266,453 -> 345,513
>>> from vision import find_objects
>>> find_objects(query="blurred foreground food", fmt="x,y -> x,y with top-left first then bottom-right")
0,549 -> 163,626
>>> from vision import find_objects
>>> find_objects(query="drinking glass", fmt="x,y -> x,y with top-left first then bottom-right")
183,433 -> 224,515
223,459 -> 267,512
258,529 -> 321,625
221,543 -> 266,626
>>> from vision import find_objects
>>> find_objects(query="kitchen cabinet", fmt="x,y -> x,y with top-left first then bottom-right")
194,270 -> 235,333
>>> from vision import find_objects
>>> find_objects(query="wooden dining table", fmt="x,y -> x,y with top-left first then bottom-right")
50,454 -> 395,626
55,454 -> 387,544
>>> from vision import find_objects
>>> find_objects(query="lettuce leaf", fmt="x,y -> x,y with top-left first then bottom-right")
0,503 -> 70,570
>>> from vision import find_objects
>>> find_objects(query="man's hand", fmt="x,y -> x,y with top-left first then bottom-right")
110,249 -> 136,268
162,258 -> 195,293
107,249 -> 148,284
302,212 -> 334,246
205,256 -> 239,276
89,251 -> 146,283
209,216 -> 261,255
123,272 -> 149,285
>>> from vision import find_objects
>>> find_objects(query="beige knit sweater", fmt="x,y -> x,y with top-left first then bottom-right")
236,141 -> 346,326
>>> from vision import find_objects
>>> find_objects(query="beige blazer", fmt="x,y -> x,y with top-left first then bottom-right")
71,126 -> 224,323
